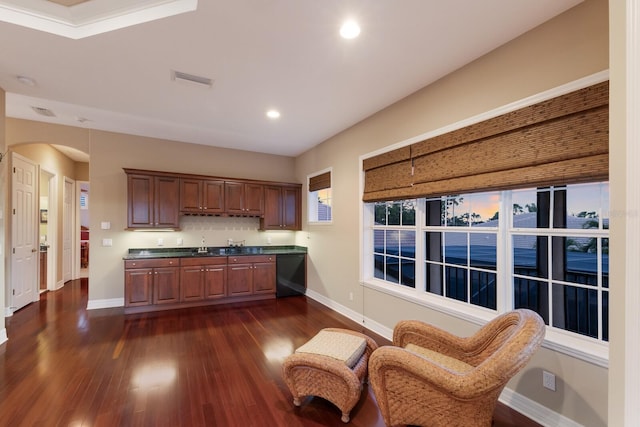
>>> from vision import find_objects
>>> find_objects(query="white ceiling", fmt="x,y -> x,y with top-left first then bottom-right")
0,0 -> 583,159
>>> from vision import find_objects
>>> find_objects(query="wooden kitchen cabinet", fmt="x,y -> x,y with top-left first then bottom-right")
227,255 -> 275,296
261,184 -> 301,230
252,256 -> 276,294
180,178 -> 225,214
180,257 -> 227,301
225,181 -> 264,216
125,258 -> 180,308
126,172 -> 180,229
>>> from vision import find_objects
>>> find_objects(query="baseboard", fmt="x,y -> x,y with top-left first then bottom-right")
86,298 -> 124,310
0,328 -> 7,345
4,307 -> 12,317
500,388 -> 583,427
304,289 -> 581,427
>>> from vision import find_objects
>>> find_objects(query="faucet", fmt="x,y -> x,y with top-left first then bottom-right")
197,236 -> 207,253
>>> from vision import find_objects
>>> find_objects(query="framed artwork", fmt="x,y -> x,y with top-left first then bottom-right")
40,209 -> 48,223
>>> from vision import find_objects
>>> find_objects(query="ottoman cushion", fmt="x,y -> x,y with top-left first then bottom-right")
295,330 -> 367,368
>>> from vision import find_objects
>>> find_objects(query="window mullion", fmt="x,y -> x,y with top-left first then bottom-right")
499,190 -> 511,312
415,199 -> 426,293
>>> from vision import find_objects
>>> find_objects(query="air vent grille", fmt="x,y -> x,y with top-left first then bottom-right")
171,70 -> 213,87
31,106 -> 56,117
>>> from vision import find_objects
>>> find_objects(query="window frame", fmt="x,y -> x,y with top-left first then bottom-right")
307,167 -> 333,225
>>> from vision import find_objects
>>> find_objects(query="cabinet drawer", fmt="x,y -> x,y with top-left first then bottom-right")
181,257 -> 227,267
228,255 -> 275,264
125,258 -> 179,269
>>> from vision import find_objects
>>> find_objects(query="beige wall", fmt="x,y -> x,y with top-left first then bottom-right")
86,130 -> 298,301
295,0 -> 609,425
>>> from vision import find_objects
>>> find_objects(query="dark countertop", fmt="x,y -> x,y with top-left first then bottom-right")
124,245 -> 307,260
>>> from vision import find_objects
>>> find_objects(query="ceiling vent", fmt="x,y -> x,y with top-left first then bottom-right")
31,106 -> 56,117
171,70 -> 213,88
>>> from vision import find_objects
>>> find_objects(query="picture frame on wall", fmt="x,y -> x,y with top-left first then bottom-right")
40,209 -> 48,224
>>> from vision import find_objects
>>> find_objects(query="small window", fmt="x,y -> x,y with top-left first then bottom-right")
308,169 -> 332,223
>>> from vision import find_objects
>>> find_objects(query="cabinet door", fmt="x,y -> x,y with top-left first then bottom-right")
224,181 -> 244,214
227,263 -> 252,296
154,176 -> 180,228
262,186 -> 282,229
202,180 -> 225,213
153,266 -> 180,304
281,186 -> 301,230
180,178 -> 203,213
243,183 -> 264,215
205,264 -> 227,299
127,174 -> 154,228
125,268 -> 153,306
253,260 -> 276,294
180,265 -> 204,302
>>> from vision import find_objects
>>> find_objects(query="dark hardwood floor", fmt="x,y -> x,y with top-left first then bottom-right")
0,279 -> 541,426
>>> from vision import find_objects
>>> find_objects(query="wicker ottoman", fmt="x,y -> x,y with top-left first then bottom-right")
282,328 -> 378,423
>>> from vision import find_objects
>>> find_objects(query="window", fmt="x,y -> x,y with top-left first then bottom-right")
364,182 -> 610,347
373,201 -> 416,287
308,170 -> 332,223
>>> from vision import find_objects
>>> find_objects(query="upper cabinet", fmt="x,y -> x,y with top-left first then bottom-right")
127,172 -> 180,229
180,178 -> 225,214
225,181 -> 264,216
261,184 -> 301,230
125,169 -> 298,228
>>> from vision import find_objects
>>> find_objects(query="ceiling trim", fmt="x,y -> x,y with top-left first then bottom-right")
0,0 -> 197,39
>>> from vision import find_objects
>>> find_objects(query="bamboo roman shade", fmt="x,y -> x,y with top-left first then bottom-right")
363,81 -> 609,202
309,171 -> 331,192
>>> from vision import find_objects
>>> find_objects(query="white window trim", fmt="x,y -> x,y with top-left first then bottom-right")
358,71 -> 611,368
307,167 -> 333,225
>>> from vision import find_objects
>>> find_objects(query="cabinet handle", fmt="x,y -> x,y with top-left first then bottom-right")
148,272 -> 152,275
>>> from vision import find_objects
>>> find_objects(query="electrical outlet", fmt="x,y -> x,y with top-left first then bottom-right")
157,238 -> 164,246
543,370 -> 556,391
102,238 -> 112,247
349,292 -> 353,301
177,238 -> 183,246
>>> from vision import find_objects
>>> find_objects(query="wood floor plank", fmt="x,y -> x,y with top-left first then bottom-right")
0,278 -> 542,427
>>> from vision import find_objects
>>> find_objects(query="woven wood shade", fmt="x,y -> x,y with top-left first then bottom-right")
309,171 -> 331,192
363,81 -> 609,202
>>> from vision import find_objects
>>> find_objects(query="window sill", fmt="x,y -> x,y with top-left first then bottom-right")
362,279 -> 609,368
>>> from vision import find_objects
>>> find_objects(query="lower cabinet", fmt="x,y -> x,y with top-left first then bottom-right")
124,258 -> 180,308
125,255 -> 276,314
180,257 -> 228,301
227,255 -> 276,296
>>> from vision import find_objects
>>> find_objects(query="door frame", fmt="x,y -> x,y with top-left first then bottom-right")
63,176 -> 76,283
75,180 -> 89,278
41,167 -> 59,291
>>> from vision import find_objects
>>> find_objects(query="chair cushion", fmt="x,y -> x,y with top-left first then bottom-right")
405,343 -> 473,373
296,330 -> 367,368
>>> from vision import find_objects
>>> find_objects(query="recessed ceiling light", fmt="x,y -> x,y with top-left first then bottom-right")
17,75 -> 36,86
340,20 -> 360,39
266,110 -> 281,119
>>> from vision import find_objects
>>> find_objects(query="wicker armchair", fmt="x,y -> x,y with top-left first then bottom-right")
369,309 -> 545,427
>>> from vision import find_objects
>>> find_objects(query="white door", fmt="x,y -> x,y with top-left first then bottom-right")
11,153 -> 38,311
63,177 -> 75,282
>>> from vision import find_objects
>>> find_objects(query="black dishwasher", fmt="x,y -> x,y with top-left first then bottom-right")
276,253 -> 306,297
